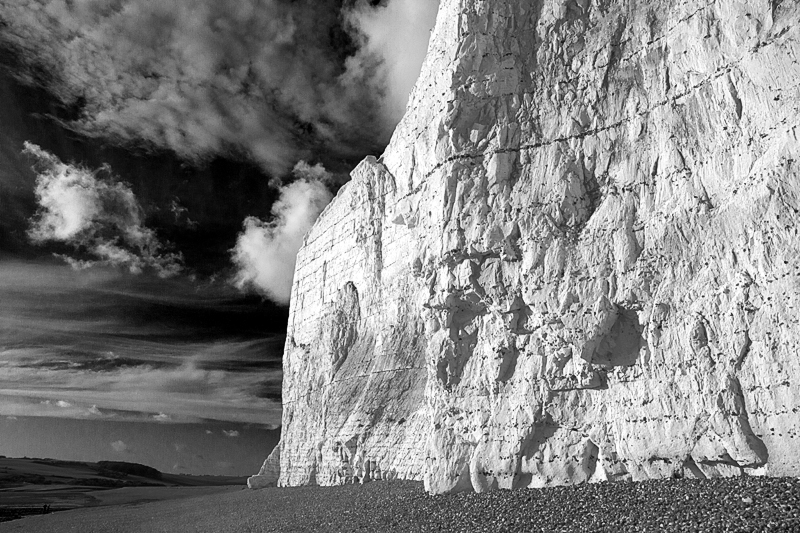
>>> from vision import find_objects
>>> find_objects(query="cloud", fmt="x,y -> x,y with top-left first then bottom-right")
289,161 -> 336,187
345,0 -> 440,126
0,0 -> 431,174
24,142 -> 182,276
232,162 -> 332,303
111,440 -> 128,453
23,398 -> 117,420
0,358 -> 282,425
222,430 -> 239,438
0,259 -> 283,426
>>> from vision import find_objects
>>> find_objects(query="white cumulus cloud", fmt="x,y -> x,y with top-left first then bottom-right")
232,162 -> 332,304
24,142 -> 182,276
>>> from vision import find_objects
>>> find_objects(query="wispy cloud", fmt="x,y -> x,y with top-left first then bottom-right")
25,143 -> 182,276
0,1 -> 439,174
0,1 -> 384,174
0,352 -> 282,424
0,260 -> 283,426
232,162 -> 332,304
11,398 -> 114,420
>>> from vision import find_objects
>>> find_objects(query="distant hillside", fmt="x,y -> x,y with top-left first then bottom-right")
0,456 -> 246,523
0,457 -> 246,490
95,461 -> 163,481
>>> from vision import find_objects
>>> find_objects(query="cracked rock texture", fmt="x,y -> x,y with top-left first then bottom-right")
265,0 -> 800,493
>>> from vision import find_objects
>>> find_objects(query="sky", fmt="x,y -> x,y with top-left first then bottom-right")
0,0 -> 438,476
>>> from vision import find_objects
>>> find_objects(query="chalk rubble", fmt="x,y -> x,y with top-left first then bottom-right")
259,0 -> 800,493
247,445 -> 280,489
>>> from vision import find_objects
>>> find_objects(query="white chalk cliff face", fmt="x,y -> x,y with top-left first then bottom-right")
259,0 -> 800,494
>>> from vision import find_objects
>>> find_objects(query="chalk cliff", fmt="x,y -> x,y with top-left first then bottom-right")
247,446 -> 280,489
264,0 -> 800,493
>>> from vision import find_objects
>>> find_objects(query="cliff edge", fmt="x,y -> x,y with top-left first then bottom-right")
258,0 -> 800,493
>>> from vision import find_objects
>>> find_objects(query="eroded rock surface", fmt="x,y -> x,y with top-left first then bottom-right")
247,446 -> 280,489
265,0 -> 800,493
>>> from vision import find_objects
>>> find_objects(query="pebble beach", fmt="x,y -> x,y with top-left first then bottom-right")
2,476 -> 800,532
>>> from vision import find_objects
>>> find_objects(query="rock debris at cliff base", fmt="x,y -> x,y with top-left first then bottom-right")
250,477 -> 800,532
281,476 -> 799,533
269,0 -> 800,493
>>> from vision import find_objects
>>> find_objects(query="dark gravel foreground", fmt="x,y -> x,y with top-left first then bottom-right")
2,476 -> 799,532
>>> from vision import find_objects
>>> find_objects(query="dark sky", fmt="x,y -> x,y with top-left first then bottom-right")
0,0 -> 438,475
0,68 -> 277,270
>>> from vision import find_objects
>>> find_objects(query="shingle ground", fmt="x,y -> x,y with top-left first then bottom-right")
2,476 -> 799,532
